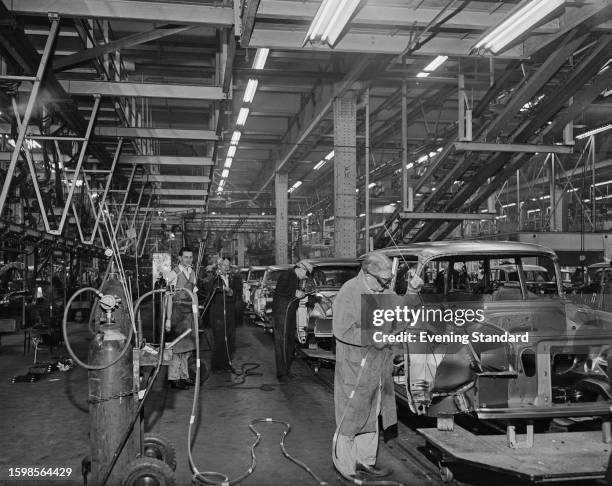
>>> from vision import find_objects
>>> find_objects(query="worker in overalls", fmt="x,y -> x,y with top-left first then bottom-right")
165,247 -> 198,390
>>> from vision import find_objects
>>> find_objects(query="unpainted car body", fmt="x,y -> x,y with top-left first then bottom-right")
243,265 -> 267,310
252,264 -> 292,326
295,258 -> 360,348
376,241 -> 612,421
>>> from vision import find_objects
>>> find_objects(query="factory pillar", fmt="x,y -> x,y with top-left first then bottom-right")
333,94 -> 357,258
275,170 -> 288,264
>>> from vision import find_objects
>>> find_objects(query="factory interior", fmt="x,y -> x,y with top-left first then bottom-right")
3,0 -> 612,485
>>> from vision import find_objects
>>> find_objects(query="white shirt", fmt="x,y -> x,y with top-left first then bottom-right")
165,264 -> 198,292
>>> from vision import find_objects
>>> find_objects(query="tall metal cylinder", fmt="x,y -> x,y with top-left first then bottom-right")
89,278 -> 137,485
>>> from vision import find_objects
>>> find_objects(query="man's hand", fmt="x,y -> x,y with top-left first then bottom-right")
295,290 -> 305,299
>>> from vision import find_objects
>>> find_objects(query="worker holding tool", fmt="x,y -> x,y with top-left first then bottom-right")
332,251 -> 398,483
272,260 -> 313,382
165,247 -> 198,390
204,258 -> 236,372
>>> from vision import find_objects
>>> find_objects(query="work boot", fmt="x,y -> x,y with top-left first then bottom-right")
169,380 -> 189,390
356,463 -> 391,478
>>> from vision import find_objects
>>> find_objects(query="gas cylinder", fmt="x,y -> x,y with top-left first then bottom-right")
89,277 -> 138,485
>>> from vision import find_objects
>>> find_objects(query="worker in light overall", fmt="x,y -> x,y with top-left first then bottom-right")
165,247 -> 198,390
272,260 -> 313,382
332,251 -> 397,482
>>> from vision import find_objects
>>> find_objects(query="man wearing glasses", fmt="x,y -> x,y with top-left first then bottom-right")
332,251 -> 397,483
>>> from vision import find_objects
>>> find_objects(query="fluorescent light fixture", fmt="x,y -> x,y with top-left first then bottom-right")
243,78 -> 259,103
237,107 -> 250,126
416,154 -> 429,164
217,188 -> 224,194
304,0 -> 362,47
227,145 -> 236,158
423,55 -> 448,73
307,212 -> 313,217
406,163 -> 414,169
252,48 -> 270,70
224,158 -> 233,169
230,131 -> 241,145
359,213 -> 366,217
288,180 -> 303,194
222,169 -> 229,178
594,179 -> 612,187
473,0 -> 565,54
325,150 -> 335,160
368,182 -> 376,189
416,72 -> 429,78
575,123 -> 612,140
356,188 -> 359,193
313,160 -> 326,170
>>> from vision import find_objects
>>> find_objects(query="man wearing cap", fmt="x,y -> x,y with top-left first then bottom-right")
271,260 -> 312,381
332,251 -> 397,482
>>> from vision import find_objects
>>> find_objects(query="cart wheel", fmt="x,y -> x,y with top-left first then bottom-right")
121,457 -> 175,486
143,434 -> 177,471
439,466 -> 453,483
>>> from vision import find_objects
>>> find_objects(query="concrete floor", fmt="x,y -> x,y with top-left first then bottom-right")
0,318 -> 436,486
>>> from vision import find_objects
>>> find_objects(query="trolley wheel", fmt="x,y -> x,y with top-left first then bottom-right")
121,457 -> 175,486
439,466 -> 453,483
142,434 -> 177,471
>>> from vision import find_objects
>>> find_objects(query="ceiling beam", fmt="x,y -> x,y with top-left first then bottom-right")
45,80 -> 226,100
4,0 -> 234,25
95,127 -> 217,140
52,25 -> 195,71
248,29 -> 524,58
119,155 -> 214,166
136,175 -> 210,183
155,189 -> 208,196
256,0 -> 559,32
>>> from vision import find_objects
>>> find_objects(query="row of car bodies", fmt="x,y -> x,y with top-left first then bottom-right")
240,241 -> 612,424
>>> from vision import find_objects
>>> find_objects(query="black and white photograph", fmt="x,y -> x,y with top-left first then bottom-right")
1,1 -> 612,485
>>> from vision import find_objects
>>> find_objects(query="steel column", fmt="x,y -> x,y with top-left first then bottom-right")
275,171 -> 288,264
401,81 -> 408,212
0,16 -> 59,217
364,88 -> 370,252
333,94 -> 357,258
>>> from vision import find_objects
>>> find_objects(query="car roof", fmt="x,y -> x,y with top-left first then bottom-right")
375,240 -> 557,260
491,264 -> 547,272
588,261 -> 612,269
301,258 -> 360,268
266,264 -> 294,271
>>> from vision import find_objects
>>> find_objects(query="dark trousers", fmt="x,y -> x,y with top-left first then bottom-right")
273,299 -> 297,378
210,296 -> 235,371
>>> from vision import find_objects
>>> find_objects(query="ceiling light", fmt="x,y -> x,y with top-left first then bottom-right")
230,131 -> 241,145
594,179 -> 612,187
222,169 -> 229,178
307,212 -> 313,217
218,179 -> 226,188
368,182 -> 376,189
423,55 -> 448,73
416,154 -> 429,164
292,181 -> 302,190
304,0 -> 362,48
224,158 -> 233,169
252,48 -> 269,70
416,72 -> 429,78
8,138 -> 41,150
359,213 -> 366,217
406,163 -> 414,169
473,0 -> 565,54
237,107 -> 250,126
243,78 -> 259,103
575,123 -> 612,140
212,211 -> 216,215
325,150 -> 335,160
313,160 -> 326,170
227,145 -> 237,158
356,188 -> 359,193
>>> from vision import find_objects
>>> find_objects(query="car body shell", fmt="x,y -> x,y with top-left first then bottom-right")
372,241 -> 612,421
295,258 -> 361,346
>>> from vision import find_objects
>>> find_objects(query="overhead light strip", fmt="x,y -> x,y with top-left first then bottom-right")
575,123 -> 612,140
304,0 -> 362,48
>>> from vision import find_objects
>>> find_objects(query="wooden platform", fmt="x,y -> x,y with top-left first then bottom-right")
419,425 -> 610,482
